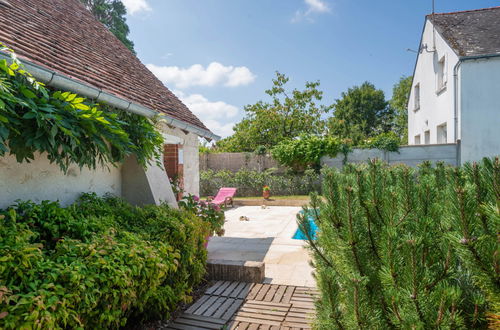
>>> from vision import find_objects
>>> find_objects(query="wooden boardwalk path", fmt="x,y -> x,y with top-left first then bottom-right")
167,281 -> 319,330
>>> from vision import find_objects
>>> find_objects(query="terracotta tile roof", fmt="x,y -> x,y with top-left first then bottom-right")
428,6 -> 500,57
0,0 -> 210,133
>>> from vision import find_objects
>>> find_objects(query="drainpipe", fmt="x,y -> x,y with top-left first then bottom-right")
452,60 -> 461,144
0,52 -> 221,141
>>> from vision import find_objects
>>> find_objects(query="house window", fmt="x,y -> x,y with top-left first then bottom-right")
437,56 -> 447,92
414,134 -> 421,145
437,123 -> 447,144
424,130 -> 430,144
414,83 -> 420,110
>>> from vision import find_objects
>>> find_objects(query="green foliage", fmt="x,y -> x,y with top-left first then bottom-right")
271,134 -> 342,170
216,72 -> 331,152
200,168 -> 321,197
0,43 -> 163,172
0,194 -> 209,329
360,131 -> 401,152
390,76 -> 412,144
328,82 -> 393,144
303,158 -> 499,329
79,0 -> 136,53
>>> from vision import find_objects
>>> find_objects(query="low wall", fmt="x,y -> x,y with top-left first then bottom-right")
200,153 -> 284,173
322,143 -> 459,169
0,153 -> 121,208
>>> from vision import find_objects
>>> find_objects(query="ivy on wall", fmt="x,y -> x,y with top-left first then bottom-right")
0,43 -> 164,172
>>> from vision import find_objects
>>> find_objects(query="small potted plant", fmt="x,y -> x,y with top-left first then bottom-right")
262,185 -> 271,200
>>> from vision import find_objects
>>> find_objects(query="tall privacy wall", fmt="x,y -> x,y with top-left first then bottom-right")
200,152 -> 286,172
322,143 -> 460,169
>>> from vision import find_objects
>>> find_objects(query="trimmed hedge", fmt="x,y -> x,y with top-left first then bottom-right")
0,194 -> 210,329
200,168 -> 321,197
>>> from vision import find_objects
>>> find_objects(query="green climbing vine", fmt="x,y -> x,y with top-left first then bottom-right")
0,42 -> 164,172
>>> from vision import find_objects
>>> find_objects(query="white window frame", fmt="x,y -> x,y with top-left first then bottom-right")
414,134 -> 421,145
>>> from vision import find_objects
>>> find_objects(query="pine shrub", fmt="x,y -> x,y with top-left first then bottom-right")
302,158 -> 499,329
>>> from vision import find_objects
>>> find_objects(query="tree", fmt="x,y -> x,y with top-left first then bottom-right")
328,82 -> 392,144
79,0 -> 136,54
390,76 -> 412,144
216,72 -> 331,152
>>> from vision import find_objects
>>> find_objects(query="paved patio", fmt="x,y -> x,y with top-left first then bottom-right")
207,206 -> 315,287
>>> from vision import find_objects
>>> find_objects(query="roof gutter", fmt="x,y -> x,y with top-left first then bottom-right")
0,52 -> 221,141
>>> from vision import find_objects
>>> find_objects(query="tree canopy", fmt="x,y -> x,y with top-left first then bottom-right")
79,0 -> 136,54
390,76 -> 412,144
216,72 -> 331,152
328,82 -> 392,144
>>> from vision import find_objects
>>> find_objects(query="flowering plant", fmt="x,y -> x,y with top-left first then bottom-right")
262,185 -> 271,192
179,194 -> 225,236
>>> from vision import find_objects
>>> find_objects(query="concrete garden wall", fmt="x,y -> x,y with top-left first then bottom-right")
200,153 -> 285,173
322,143 -> 460,169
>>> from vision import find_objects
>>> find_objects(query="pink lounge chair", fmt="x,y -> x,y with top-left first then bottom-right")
207,188 -> 237,208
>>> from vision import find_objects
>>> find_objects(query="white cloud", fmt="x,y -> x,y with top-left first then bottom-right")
147,62 -> 256,89
122,0 -> 151,15
292,0 -> 330,23
173,91 -> 239,138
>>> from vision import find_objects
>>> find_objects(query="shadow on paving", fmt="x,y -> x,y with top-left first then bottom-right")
207,237 -> 275,263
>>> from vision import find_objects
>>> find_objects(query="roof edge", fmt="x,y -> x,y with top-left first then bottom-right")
426,6 -> 500,17
0,51 -> 220,141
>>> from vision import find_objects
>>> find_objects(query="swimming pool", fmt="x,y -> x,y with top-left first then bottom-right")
292,211 -> 318,240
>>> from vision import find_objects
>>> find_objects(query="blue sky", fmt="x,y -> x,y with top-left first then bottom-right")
123,0 -> 498,137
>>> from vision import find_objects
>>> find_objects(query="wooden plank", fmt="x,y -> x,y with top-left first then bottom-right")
272,285 -> 287,303
239,307 -> 287,316
229,282 -> 247,298
177,313 -> 226,325
260,325 -> 271,330
221,298 -> 244,320
282,321 -> 311,329
221,281 -> 239,297
247,283 -> 263,300
291,296 -> 316,302
245,300 -> 291,308
288,311 -> 315,318
247,324 -> 259,330
236,311 -> 285,322
264,284 -> 279,302
203,296 -> 227,317
167,322 -> 205,330
255,284 -> 271,301
205,281 -> 224,295
285,315 -> 311,323
237,322 -> 249,330
185,294 -> 210,314
237,283 -> 253,299
233,316 -> 281,327
213,281 -> 232,296
175,317 -> 223,329
243,303 -> 289,313
195,296 -> 220,315
212,297 -> 235,319
282,286 -> 295,303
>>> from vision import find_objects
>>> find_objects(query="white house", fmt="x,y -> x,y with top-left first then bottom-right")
408,7 -> 500,162
0,0 -> 219,208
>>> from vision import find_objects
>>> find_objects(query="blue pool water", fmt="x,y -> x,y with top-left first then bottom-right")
292,211 -> 318,240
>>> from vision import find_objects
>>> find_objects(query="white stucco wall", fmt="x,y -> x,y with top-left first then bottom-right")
0,153 -> 121,208
159,123 -> 200,196
408,19 -> 459,145
459,57 -> 500,162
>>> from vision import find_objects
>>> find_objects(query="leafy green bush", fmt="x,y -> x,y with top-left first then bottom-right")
178,194 -> 226,236
302,158 -> 499,329
200,168 -> 321,197
360,131 -> 401,152
270,134 -> 342,170
0,194 -> 210,329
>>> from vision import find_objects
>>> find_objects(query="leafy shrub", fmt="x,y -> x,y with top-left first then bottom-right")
0,194 -> 210,329
271,134 -> 342,170
200,168 -> 321,197
360,131 -> 401,152
302,158 -> 499,329
178,194 -> 226,236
